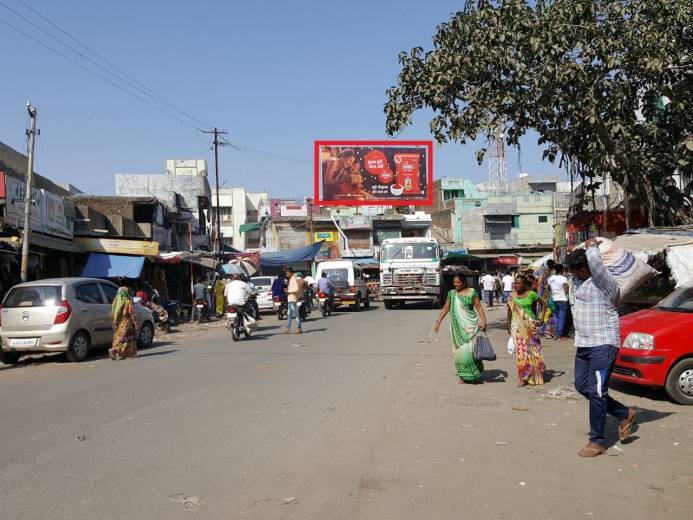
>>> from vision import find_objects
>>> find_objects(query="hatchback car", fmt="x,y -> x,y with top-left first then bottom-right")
250,276 -> 277,312
615,284 -> 693,405
0,278 -> 154,364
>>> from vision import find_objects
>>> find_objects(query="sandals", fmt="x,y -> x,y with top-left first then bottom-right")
578,444 -> 606,457
619,410 -> 637,441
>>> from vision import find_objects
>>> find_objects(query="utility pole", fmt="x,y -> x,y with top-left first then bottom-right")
201,128 -> 227,255
306,197 -> 314,244
21,103 -> 38,283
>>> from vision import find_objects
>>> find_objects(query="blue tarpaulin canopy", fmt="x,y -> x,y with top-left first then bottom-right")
260,241 -> 325,268
82,253 -> 145,278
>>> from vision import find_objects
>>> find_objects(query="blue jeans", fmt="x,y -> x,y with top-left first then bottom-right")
502,290 -> 511,303
287,302 -> 301,331
554,301 -> 569,337
482,289 -> 494,306
574,345 -> 629,446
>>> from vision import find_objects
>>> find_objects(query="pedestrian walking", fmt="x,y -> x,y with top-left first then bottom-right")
507,274 -> 545,387
480,272 -> 496,307
548,264 -> 570,339
109,287 -> 138,360
434,274 -> 488,383
565,240 -> 636,457
214,274 -> 226,318
284,268 -> 303,334
502,271 -> 514,303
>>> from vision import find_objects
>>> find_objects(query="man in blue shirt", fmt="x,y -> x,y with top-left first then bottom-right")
271,275 -> 287,300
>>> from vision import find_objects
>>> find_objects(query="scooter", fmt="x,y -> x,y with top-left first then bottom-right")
226,303 -> 255,341
318,291 -> 333,318
274,296 -> 287,320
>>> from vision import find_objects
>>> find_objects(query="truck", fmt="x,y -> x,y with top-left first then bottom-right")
379,237 -> 443,309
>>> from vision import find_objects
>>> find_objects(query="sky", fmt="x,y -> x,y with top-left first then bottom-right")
1,0 -> 563,199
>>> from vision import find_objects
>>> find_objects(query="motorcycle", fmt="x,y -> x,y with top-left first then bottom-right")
318,291 -> 333,318
274,296 -> 287,320
247,293 -> 261,320
226,303 -> 256,341
151,291 -> 181,327
148,302 -> 171,333
194,299 -> 208,323
298,300 -> 308,321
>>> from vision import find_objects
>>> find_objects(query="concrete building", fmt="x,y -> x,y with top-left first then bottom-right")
114,159 -> 212,250
211,187 -> 269,251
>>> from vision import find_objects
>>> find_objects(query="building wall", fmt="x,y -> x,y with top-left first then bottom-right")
212,187 -> 269,250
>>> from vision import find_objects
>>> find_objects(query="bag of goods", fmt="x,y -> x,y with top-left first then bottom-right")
578,237 -> 657,299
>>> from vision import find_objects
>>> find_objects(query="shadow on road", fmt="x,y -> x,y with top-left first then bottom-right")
137,349 -> 179,358
482,369 -> 508,383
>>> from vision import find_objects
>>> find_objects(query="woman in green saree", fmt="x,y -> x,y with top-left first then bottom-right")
434,274 -> 488,383
109,287 -> 138,360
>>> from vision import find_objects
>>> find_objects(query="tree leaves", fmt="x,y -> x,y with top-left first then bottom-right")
384,0 -> 693,225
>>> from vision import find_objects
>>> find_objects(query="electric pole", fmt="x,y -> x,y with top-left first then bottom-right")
306,197 -> 314,244
21,103 -> 38,283
201,128 -> 227,255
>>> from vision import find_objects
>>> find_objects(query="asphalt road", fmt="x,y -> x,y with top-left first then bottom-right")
1,303 -> 691,520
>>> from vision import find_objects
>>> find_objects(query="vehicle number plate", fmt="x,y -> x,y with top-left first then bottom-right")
227,313 -> 237,319
9,338 -> 38,347
319,298 -> 326,303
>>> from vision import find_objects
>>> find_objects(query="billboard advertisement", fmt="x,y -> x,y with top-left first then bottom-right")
315,141 -> 433,206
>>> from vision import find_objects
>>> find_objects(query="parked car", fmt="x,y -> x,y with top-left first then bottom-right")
0,278 -> 154,364
614,283 -> 693,405
250,276 -> 277,312
315,259 -> 370,311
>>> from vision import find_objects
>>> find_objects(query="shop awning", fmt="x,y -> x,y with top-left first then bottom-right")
239,222 -> 262,233
260,241 -> 325,268
82,253 -> 145,278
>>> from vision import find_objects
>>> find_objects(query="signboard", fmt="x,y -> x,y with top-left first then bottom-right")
314,231 -> 335,241
74,237 -> 160,256
280,204 -> 308,217
2,173 -> 45,232
43,190 -> 72,239
496,256 -> 520,265
315,141 -> 433,206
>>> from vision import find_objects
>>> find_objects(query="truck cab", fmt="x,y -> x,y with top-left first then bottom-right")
379,238 -> 442,309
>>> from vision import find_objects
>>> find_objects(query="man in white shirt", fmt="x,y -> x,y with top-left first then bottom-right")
224,274 -> 252,308
502,271 -> 514,303
480,272 -> 497,307
547,264 -> 570,338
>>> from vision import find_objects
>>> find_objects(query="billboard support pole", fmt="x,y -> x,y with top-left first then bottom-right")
21,103 -> 38,283
331,214 -> 351,257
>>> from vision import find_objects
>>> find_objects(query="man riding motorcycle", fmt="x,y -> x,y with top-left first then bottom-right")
316,272 -> 335,315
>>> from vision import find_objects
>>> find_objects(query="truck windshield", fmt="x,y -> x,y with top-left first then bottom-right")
381,243 -> 438,261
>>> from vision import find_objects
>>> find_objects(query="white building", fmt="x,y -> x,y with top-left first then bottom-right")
211,187 -> 269,250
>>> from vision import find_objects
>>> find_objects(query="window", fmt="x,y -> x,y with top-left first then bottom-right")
75,283 -> 104,304
220,206 -> 233,225
538,215 -> 548,223
99,284 -> 118,304
4,286 -> 62,307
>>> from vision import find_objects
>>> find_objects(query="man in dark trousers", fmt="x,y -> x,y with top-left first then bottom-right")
565,238 -> 637,457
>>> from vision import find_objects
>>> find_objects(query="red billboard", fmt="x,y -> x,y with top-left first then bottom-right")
315,141 -> 433,206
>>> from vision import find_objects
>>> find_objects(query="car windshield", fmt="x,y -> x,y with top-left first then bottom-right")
656,285 -> 693,313
381,243 -> 438,261
3,286 -> 62,307
251,277 -> 272,288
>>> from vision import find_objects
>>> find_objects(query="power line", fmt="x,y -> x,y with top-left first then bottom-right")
0,14 -> 201,129
232,145 -> 312,165
2,0 -> 213,130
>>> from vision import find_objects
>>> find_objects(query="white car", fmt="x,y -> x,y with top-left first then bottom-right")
250,276 -> 277,312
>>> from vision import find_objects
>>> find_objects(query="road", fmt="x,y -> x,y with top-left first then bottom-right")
1,303 -> 691,520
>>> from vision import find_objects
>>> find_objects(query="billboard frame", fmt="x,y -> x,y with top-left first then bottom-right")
314,140 -> 433,207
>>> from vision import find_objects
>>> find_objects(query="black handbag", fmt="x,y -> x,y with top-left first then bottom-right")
474,333 -> 497,361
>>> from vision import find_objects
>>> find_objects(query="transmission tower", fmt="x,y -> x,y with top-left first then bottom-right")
487,128 -> 508,193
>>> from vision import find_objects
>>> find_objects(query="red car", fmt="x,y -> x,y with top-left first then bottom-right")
615,284 -> 693,405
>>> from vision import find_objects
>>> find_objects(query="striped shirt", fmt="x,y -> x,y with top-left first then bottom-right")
571,246 -> 621,348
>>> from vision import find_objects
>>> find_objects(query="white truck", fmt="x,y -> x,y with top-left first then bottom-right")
379,237 -> 443,309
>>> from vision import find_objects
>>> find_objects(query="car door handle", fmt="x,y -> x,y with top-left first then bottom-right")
81,309 -> 89,313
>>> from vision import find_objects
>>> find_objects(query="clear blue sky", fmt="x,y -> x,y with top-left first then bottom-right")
1,0 -> 561,198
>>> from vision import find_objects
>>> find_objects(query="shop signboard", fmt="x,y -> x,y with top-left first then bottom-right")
280,204 -> 308,217
315,141 -> 433,206
496,256 -> 520,265
74,237 -> 160,256
1,172 -> 45,232
43,190 -> 73,239
314,231 -> 335,241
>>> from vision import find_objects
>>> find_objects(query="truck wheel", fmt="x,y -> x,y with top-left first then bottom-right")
354,295 -> 362,312
364,295 -> 370,309
384,300 -> 394,310
665,359 -> 693,405
1,351 -> 20,365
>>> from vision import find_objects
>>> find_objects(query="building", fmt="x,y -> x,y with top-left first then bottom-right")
211,187 -> 269,251
114,159 -> 212,250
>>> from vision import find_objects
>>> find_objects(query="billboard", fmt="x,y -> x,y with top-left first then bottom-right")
315,141 -> 433,206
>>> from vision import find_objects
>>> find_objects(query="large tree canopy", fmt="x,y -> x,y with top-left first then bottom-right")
385,0 -> 693,226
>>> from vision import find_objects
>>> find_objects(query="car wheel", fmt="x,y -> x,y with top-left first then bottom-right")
137,322 -> 154,349
665,359 -> 693,405
1,351 -> 20,365
66,332 -> 90,363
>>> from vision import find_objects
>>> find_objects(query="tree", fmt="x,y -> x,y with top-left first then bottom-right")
385,0 -> 693,227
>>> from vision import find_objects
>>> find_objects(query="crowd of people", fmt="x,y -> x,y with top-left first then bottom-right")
435,238 -> 637,458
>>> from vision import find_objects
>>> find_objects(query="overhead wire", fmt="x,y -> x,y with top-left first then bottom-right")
13,0 -> 212,129
0,14 -> 201,129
